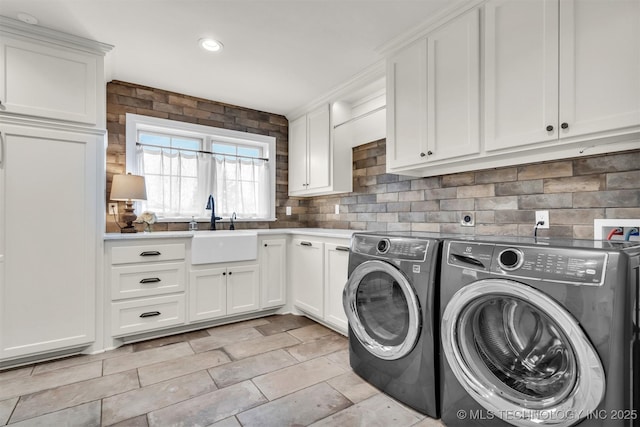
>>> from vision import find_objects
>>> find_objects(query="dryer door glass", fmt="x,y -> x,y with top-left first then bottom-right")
441,279 -> 605,427
343,260 -> 420,360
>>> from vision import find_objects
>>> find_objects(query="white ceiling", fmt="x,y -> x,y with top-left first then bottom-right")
0,0 -> 451,116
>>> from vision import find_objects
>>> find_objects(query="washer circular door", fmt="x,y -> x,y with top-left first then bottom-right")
441,279 -> 605,427
343,260 -> 421,360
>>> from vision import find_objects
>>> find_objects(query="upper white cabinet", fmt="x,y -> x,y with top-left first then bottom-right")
387,9 -> 480,172
485,0 -> 640,151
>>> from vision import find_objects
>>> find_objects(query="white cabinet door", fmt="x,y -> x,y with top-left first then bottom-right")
0,36 -> 98,125
484,0 -> 559,151
559,0 -> 640,138
288,115 -> 308,193
306,104 -> 331,190
291,239 -> 324,317
227,264 -> 260,315
386,38 -> 428,170
260,238 -> 287,309
426,8 -> 480,162
0,124 -> 97,359
324,243 -> 350,332
189,267 -> 227,322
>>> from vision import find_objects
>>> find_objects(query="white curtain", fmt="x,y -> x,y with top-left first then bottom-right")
137,145 -> 269,219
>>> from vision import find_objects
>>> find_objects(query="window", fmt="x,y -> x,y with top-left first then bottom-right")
125,113 -> 275,221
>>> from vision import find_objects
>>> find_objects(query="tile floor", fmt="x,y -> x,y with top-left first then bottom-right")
0,314 -> 445,427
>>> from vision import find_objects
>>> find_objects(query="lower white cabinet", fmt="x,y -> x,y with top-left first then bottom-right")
324,243 -> 350,331
260,237 -> 287,309
291,239 -> 324,317
189,263 -> 260,322
111,294 -> 185,337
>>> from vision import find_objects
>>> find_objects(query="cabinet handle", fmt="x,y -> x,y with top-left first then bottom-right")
139,311 -> 161,318
546,125 -> 554,132
561,122 -> 569,129
139,277 -> 161,284
300,241 -> 312,247
223,272 -> 226,275
264,243 -> 268,247
140,251 -> 161,256
336,246 -> 350,252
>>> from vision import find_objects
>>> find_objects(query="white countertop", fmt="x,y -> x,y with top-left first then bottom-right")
104,228 -> 357,241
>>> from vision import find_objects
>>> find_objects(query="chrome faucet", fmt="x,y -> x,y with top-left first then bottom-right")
229,212 -> 237,230
205,195 -> 222,230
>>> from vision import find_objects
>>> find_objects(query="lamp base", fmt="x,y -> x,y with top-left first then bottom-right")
120,224 -> 137,233
120,202 -> 138,233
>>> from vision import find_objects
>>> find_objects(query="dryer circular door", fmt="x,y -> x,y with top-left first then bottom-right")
441,279 -> 605,427
343,260 -> 421,360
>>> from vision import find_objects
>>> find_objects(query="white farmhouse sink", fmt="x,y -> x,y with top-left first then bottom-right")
191,230 -> 258,265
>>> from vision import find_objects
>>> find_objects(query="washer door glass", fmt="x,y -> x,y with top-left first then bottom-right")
441,279 -> 605,427
343,260 -> 421,360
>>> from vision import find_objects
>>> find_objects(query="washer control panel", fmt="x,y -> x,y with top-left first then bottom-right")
353,235 -> 429,262
447,241 -> 608,286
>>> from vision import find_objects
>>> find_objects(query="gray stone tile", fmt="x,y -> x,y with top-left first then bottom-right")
8,400 -> 100,427
475,195 -> 519,210
205,318 -> 270,335
573,190 -> 639,208
442,172 -> 475,187
327,372 -> 379,403
252,356 -> 347,400
223,332 -> 300,360
548,208 -> 604,225
209,350 -> 298,387
108,415 -> 149,427
236,382 -> 351,427
138,350 -> 230,386
440,198 -> 475,211
286,334 -> 348,362
411,417 -> 446,426
32,345 -> 133,375
309,393 -> 423,427
606,170 -> 640,189
494,210 -> 535,224
286,324 -> 335,342
207,417 -> 241,427
132,330 -> 210,352
495,179 -> 543,196
518,193 -> 573,209
326,349 -> 350,370
457,183 -> 495,198
574,151 -> 640,175
189,327 -> 263,353
146,381 -> 266,427
103,342 -> 193,375
101,371 -> 216,425
475,167 -> 517,184
10,370 -> 139,423
517,161 -> 573,180
543,175 -> 605,193
0,398 -> 18,425
0,365 -> 33,381
0,361 -> 102,401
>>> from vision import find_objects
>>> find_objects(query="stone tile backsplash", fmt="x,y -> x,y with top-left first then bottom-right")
106,81 -> 639,238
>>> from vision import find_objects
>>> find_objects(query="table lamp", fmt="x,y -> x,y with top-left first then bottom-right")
110,173 -> 147,233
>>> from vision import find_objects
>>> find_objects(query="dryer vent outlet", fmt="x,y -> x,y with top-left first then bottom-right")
461,212 -> 475,227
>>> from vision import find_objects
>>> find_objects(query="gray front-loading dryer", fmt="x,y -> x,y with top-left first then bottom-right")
439,237 -> 640,427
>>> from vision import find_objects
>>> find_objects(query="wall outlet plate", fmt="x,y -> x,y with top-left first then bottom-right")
461,212 -> 474,226
108,203 -> 118,214
335,204 -> 340,215
285,206 -> 292,216
535,210 -> 550,229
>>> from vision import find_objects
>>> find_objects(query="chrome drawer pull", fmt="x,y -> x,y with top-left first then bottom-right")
140,251 -> 161,256
139,311 -> 161,318
139,278 -> 161,284
336,246 -> 350,252
300,241 -> 312,247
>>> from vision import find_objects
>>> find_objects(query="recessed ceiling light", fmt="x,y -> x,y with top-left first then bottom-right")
17,12 -> 38,25
199,38 -> 223,52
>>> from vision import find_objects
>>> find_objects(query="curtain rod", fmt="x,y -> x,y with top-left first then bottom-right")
136,142 -> 269,162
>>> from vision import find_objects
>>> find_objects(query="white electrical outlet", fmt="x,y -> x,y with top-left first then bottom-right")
286,206 -> 292,216
335,204 -> 340,215
108,203 -> 118,214
535,210 -> 550,229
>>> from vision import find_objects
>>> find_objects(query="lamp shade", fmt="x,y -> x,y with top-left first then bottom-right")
110,173 -> 147,201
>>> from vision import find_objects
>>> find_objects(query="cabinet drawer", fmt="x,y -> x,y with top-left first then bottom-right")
111,243 -> 185,265
111,262 -> 186,300
111,294 -> 185,337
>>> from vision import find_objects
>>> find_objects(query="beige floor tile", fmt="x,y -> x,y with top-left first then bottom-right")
326,371 -> 379,403
223,332 -> 300,360
286,324 -> 335,342
254,314 -> 316,336
206,318 -> 270,334
108,415 -> 149,427
0,365 -> 33,381
309,393 -> 424,427
0,361 -> 102,401
189,327 -> 263,353
208,349 -> 297,388
147,380 -> 266,427
132,330 -> 210,352
103,342 -> 193,375
236,382 -> 352,427
10,370 -> 139,423
411,417 -> 446,426
0,397 -> 18,425
326,348 -> 351,370
286,334 -> 348,362
32,345 -> 133,375
8,400 -> 101,427
208,416 -> 241,427
101,371 -> 216,425
138,350 -> 230,386
252,356 -> 347,400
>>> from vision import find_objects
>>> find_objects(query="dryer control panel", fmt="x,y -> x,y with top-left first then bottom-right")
447,241 -> 607,286
353,234 -> 429,262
